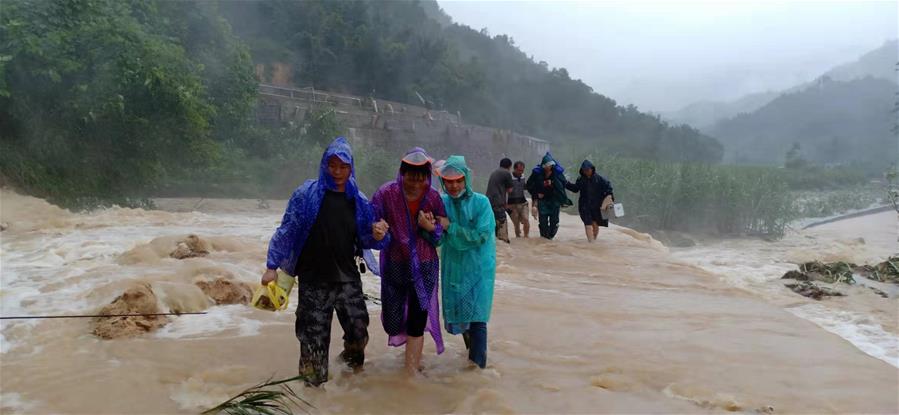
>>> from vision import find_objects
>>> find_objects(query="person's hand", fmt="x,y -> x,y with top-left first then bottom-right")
537,193 -> 544,199
417,211 -> 436,232
601,195 -> 613,211
437,216 -> 450,230
261,268 -> 277,286
531,204 -> 538,220
372,219 -> 389,241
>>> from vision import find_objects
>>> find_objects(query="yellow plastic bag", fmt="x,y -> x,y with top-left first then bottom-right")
251,269 -> 296,311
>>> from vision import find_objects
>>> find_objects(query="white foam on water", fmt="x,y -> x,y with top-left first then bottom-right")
0,392 -> 38,412
155,305 -> 262,339
672,211 -> 899,368
1,202 -> 285,354
672,245 -> 795,292
786,303 -> 899,368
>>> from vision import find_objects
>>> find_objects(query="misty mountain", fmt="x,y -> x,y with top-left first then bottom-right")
661,90 -> 780,130
667,39 -> 898,129
824,39 -> 898,83
709,76 -> 897,170
219,0 -> 722,163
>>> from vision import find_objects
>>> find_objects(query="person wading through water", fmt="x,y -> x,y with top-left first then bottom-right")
565,160 -> 614,242
507,160 -> 530,238
526,153 -> 572,240
262,137 -> 389,386
371,147 -> 446,375
486,158 -> 514,243
435,156 -> 496,368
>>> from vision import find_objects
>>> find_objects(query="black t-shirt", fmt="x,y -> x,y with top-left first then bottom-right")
486,168 -> 514,209
294,190 -> 360,283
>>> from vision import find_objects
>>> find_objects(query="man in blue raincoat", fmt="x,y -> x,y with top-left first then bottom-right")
435,156 -> 496,368
262,137 -> 390,386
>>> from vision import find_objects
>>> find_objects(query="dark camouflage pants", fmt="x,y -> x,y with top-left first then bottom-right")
295,279 -> 369,386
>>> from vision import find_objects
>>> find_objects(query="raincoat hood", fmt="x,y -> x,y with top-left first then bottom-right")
265,136 -> 387,276
437,155 -> 473,199
398,147 -> 434,188
580,160 -> 596,176
319,137 -> 359,197
533,152 -> 565,176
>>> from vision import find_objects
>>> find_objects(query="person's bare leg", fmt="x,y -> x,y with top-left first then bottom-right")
523,211 -> 530,238
510,209 -> 522,238
592,223 -> 599,240
404,336 -> 424,375
584,225 -> 594,242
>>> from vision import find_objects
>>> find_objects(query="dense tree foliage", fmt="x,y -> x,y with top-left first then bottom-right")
2,0 -> 725,207
220,0 -> 722,162
0,0 -> 256,205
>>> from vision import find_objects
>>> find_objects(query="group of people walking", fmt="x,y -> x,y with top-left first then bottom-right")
487,154 -> 615,243
262,136 -> 613,386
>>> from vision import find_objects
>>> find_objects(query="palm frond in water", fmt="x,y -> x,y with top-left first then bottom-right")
202,375 -> 315,415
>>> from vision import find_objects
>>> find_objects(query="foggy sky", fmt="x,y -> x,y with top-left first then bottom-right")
439,0 -> 898,113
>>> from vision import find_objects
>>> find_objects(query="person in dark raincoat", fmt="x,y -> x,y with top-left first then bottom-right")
565,160 -> 614,242
370,147 -> 446,375
262,137 -> 390,386
526,152 -> 572,240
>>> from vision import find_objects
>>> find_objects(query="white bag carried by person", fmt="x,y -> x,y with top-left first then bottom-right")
602,202 -> 624,219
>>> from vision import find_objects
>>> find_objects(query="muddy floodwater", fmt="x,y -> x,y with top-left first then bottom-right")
1,192 -> 897,413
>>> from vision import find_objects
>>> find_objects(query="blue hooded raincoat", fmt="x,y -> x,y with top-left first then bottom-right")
266,137 -> 388,276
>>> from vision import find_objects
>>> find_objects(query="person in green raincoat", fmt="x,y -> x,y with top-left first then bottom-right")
526,152 -> 571,240
434,155 -> 496,368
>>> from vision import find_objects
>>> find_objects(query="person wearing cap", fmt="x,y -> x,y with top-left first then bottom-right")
262,137 -> 390,386
370,148 -> 446,375
435,156 -> 496,368
526,152 -> 572,240
564,160 -> 614,242
486,158 -> 514,243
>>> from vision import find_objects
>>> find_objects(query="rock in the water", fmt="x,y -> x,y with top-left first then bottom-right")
784,281 -> 844,300
667,232 -> 696,248
195,277 -> 252,305
170,234 -> 210,259
650,230 -> 696,248
0,222 -> 8,231
781,270 -> 809,281
91,283 -> 168,339
868,287 -> 889,298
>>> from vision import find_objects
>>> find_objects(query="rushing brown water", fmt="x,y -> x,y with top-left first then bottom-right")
1,191 -> 897,414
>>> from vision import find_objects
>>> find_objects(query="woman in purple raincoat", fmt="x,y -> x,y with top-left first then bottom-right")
371,147 -> 446,374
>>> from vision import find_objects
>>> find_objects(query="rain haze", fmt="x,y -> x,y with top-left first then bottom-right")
2,1 -> 898,414
440,0 -> 899,112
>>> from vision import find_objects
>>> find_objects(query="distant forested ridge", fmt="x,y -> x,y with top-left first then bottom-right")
218,0 -> 722,163
1,0 -> 721,206
710,76 -> 898,171
667,40 -> 898,173
666,39 -> 898,132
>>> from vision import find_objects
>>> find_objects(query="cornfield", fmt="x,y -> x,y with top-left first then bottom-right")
561,153 -> 796,236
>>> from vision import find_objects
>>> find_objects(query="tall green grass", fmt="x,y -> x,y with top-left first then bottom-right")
793,187 -> 884,218
561,152 -> 796,236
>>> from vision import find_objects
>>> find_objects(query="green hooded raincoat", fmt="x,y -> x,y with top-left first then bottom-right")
438,156 -> 497,331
